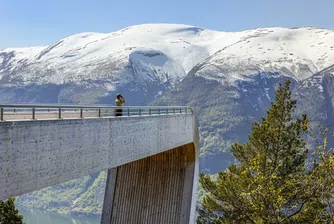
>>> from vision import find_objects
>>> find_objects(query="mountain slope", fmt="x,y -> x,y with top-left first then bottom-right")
0,24 -> 248,105
2,25 -> 333,105
152,28 -> 334,172
150,26 -> 334,173
192,27 -> 334,83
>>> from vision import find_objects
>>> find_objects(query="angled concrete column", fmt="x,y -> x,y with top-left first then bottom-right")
101,143 -> 197,224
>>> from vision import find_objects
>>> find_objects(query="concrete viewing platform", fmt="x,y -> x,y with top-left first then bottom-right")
0,104 -> 199,224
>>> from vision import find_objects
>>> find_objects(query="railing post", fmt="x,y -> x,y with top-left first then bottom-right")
180,108 -> 182,114
173,108 -> 175,114
127,108 -> 130,116
0,108 -> 3,121
80,109 -> 83,118
185,108 -> 188,114
58,108 -> 62,119
139,108 -> 142,116
13,108 -> 16,113
149,108 -> 152,115
32,108 -> 36,120
158,108 -> 161,115
98,109 -> 102,118
166,108 -> 168,114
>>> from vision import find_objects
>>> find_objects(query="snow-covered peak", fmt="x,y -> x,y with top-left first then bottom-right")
1,46 -> 47,58
0,46 -> 47,76
29,24 -> 231,73
195,27 -> 334,82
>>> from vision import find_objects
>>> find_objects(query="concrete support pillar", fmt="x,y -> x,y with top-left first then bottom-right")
180,144 -> 196,224
101,143 -> 196,224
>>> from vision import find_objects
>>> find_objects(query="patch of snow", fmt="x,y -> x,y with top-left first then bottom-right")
264,88 -> 271,100
318,84 -> 324,93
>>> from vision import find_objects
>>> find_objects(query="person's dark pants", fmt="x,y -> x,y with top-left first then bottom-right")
116,109 -> 122,117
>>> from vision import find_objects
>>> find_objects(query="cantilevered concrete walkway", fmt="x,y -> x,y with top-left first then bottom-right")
0,104 -> 199,224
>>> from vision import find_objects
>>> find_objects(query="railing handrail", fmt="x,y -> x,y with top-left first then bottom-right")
0,104 -> 193,121
0,103 -> 192,110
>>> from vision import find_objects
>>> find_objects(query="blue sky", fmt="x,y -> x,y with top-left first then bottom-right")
1,0 -> 333,49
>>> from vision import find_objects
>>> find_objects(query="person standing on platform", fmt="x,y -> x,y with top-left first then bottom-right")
115,93 -> 126,116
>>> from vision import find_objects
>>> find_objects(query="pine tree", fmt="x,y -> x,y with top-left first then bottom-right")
0,198 -> 23,224
198,80 -> 330,223
310,128 -> 334,222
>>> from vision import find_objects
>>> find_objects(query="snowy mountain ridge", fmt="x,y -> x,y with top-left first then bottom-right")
191,27 -> 334,83
1,24 -> 334,90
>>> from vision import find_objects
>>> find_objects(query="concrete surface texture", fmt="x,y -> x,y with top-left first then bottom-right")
102,143 -> 196,224
0,113 -> 199,223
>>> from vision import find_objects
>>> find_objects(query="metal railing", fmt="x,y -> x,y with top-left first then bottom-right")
0,104 -> 193,121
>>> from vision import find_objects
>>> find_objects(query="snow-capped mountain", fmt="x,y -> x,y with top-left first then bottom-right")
0,24 -> 237,87
0,24 -> 247,104
0,24 -> 333,105
191,27 -> 334,83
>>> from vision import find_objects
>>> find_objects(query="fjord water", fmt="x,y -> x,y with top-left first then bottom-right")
18,206 -> 100,224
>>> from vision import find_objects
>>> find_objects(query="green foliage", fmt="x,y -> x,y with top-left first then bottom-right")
70,171 -> 107,216
0,198 -> 23,224
310,128 -> 334,222
16,171 -> 106,216
198,80 -> 334,223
